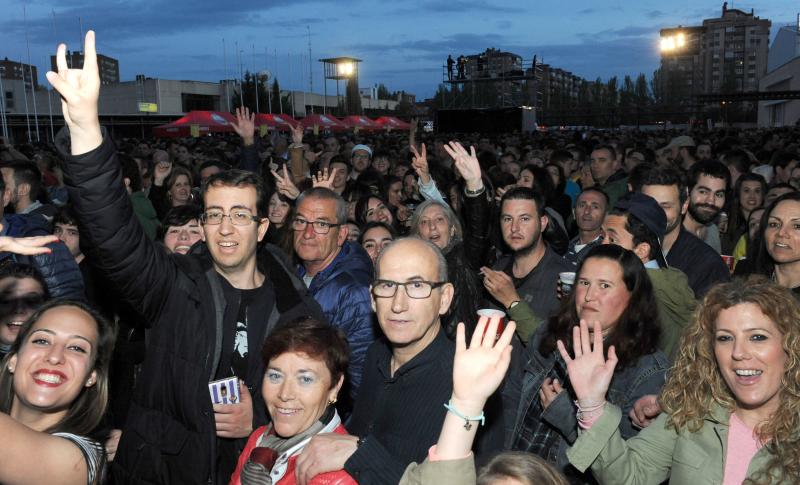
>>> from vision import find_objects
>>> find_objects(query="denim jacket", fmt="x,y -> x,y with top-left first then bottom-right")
504,324 -> 670,478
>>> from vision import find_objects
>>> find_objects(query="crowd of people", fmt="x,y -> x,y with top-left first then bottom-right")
0,30 -> 799,484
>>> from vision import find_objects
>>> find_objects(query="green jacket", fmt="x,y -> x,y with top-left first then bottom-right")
131,190 -> 159,240
598,174 -> 628,208
567,404 -> 787,484
399,456 -> 476,485
646,267 -> 696,359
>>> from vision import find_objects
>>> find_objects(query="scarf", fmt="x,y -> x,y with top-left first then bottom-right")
240,406 -> 337,485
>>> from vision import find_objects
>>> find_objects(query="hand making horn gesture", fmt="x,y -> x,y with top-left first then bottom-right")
46,30 -> 102,155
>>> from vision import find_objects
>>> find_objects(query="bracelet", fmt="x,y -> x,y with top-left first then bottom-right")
574,399 -> 606,421
444,400 -> 485,431
289,143 -> 304,150
464,185 -> 485,197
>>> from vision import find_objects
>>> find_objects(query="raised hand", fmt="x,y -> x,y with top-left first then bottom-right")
410,143 -> 431,184
270,164 -> 300,200
443,141 -> 483,192
46,30 -> 101,155
291,123 -> 305,145
557,320 -> 617,405
231,107 -> 256,146
452,315 -> 515,411
153,160 -> 172,186
0,229 -> 58,256
311,168 -> 335,189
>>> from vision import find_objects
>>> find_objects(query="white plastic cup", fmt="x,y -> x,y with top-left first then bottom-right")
559,271 -> 577,294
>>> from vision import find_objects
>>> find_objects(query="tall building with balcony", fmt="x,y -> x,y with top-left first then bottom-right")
49,50 -> 120,85
659,2 -> 770,101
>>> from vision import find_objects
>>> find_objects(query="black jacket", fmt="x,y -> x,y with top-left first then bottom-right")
57,129 -> 325,484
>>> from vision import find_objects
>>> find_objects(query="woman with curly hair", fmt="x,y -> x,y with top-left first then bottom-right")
561,277 -> 799,484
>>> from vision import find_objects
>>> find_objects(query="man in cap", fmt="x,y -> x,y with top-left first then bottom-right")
350,144 -> 373,181
601,192 -> 695,359
661,135 -> 697,170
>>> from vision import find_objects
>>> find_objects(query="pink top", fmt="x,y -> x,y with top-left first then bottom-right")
723,413 -> 761,485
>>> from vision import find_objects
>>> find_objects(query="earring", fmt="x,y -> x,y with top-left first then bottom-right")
86,378 -> 94,385
328,397 -> 337,405
7,366 -> 13,373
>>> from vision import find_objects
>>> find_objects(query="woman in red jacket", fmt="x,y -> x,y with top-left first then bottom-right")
230,317 -> 357,485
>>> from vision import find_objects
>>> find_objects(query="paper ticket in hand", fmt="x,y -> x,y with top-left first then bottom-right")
209,377 -> 240,405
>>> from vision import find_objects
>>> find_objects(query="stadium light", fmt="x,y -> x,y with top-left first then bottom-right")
660,32 -> 687,52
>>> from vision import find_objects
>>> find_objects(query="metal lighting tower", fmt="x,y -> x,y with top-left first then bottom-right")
318,57 -> 361,115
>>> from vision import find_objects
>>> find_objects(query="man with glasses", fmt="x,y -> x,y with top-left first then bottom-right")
296,237 -> 466,484
350,144 -> 373,181
293,187 -> 374,399
49,31 -> 324,483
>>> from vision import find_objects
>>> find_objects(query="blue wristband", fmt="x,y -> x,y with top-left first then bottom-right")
443,400 -> 485,430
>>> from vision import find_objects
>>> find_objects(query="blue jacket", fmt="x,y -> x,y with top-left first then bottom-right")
0,214 -> 84,300
297,241 -> 375,398
505,324 -> 669,481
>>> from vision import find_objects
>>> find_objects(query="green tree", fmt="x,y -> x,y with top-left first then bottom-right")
376,83 -> 391,100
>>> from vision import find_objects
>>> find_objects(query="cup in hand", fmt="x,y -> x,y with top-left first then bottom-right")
559,271 -> 576,294
477,308 -> 506,340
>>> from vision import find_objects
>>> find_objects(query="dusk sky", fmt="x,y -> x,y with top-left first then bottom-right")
1,0 -> 797,99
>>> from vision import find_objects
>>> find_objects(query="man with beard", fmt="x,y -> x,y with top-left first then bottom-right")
682,160 -> 730,254
629,164 -> 730,297
481,187 -> 571,325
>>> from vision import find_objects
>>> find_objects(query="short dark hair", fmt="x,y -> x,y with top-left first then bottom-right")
358,221 -> 397,245
592,144 -> 617,161
198,160 -> 231,174
202,169 -> 268,218
500,186 -> 545,217
158,205 -> 203,241
549,149 -> 573,167
687,159 -> 730,192
540,244 -> 661,369
261,316 -> 350,388
3,161 -> 41,202
629,163 -> 687,205
118,153 -> 143,192
53,204 -> 79,228
722,149 -> 751,174
0,262 -> 49,301
771,150 -> 799,170
577,187 -> 609,207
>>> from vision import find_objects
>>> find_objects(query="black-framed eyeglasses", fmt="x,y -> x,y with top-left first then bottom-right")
200,209 -> 259,226
291,217 -> 341,234
372,279 -> 447,299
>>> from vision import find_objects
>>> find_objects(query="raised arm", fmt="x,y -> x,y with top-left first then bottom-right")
399,316 -> 516,485
50,31 -> 176,321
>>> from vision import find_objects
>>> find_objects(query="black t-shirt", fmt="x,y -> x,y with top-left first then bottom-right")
216,279 -> 275,381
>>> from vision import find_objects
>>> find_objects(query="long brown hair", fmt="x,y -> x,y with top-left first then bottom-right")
0,300 -> 116,439
539,244 -> 661,368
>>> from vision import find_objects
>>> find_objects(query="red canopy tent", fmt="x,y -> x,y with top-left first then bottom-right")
299,113 -> 348,132
254,113 -> 299,131
339,115 -> 381,132
152,111 -> 236,138
373,116 -> 411,130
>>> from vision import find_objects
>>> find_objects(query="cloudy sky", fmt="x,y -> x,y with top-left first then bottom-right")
1,0 -> 796,99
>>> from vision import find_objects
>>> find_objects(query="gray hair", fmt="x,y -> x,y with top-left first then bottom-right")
375,236 -> 449,282
408,199 -> 463,244
296,187 -> 347,224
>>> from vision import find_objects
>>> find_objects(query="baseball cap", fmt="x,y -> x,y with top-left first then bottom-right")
614,192 -> 667,240
664,135 -> 695,150
351,144 -> 373,158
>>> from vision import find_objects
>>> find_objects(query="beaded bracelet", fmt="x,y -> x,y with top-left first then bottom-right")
444,400 -> 486,431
